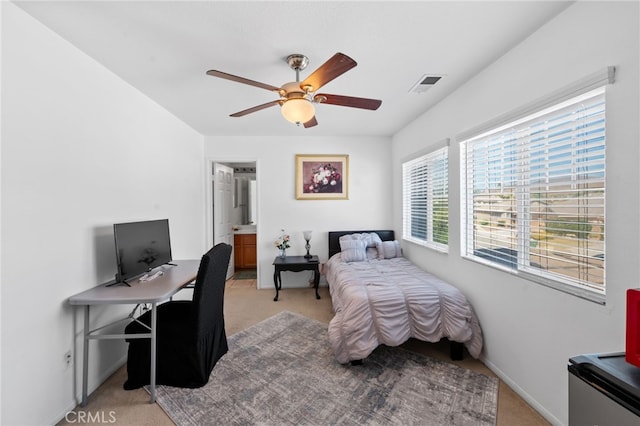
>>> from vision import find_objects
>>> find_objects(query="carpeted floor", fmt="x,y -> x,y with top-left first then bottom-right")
151,311 -> 498,425
55,285 -> 549,426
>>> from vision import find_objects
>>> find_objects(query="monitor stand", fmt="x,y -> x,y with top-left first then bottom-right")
106,280 -> 131,287
106,275 -> 132,287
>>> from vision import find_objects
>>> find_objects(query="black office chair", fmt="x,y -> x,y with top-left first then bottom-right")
123,243 -> 232,390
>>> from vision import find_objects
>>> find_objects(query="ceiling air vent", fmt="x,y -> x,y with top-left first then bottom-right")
409,74 -> 443,94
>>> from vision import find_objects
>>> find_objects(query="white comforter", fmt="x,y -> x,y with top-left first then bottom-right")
326,254 -> 483,363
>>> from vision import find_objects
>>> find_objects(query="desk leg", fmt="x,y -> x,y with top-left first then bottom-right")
273,269 -> 280,302
81,305 -> 90,406
149,302 -> 157,403
314,268 -> 321,300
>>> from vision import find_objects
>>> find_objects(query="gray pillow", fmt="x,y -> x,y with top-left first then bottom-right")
339,239 -> 367,262
377,240 -> 402,259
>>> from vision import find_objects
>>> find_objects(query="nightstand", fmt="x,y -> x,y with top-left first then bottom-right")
272,255 -> 320,302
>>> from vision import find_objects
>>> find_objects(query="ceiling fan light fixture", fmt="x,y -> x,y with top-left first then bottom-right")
281,98 -> 315,124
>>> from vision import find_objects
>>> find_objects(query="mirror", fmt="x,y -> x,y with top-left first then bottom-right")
226,163 -> 256,227
234,176 -> 256,225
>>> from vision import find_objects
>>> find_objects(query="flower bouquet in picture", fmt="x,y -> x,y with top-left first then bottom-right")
274,229 -> 291,258
295,155 -> 348,200
305,163 -> 342,194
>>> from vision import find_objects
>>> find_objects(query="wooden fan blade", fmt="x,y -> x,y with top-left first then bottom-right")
206,70 -> 281,92
303,116 -> 318,128
229,100 -> 281,117
300,53 -> 357,92
314,93 -> 382,110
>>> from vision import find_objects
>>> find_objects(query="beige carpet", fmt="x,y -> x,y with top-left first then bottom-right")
57,281 -> 549,426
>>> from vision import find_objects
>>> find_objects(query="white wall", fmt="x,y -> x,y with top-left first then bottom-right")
1,3 -> 205,424
204,135 -> 393,289
391,2 -> 639,424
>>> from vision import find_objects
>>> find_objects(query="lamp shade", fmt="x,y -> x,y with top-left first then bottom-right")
303,230 -> 313,241
281,98 -> 315,124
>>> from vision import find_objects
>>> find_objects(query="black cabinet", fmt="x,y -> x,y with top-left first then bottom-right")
568,352 -> 640,425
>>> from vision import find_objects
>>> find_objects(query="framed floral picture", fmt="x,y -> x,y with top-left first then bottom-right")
295,154 -> 349,200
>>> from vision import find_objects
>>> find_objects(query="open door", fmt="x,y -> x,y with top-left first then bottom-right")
212,163 -> 234,279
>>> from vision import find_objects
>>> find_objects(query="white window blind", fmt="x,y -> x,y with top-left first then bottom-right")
402,145 -> 448,252
460,87 -> 606,302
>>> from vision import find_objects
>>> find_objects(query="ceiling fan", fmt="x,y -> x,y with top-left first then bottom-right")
206,52 -> 382,128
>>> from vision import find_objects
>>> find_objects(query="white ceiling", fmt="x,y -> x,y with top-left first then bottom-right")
14,1 -> 572,137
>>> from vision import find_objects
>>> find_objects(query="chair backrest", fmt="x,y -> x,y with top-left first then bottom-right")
190,243 -> 232,340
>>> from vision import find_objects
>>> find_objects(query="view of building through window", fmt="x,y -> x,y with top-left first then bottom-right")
462,87 -> 606,295
470,180 -> 604,288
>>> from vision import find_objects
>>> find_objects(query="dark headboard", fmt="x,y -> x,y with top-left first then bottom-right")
328,230 -> 395,259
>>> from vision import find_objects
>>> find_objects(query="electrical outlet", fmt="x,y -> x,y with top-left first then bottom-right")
64,351 -> 72,369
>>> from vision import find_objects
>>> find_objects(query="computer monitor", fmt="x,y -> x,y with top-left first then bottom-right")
113,219 -> 172,283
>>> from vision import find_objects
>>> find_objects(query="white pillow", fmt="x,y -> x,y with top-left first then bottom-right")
366,247 -> 380,260
340,239 -> 367,262
377,240 -> 402,259
366,234 -> 384,259
340,233 -> 383,259
369,236 -> 383,256
362,232 -> 383,248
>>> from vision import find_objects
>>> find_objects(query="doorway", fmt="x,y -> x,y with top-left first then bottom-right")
209,160 -> 258,285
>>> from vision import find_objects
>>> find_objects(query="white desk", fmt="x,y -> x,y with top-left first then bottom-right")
68,259 -> 200,406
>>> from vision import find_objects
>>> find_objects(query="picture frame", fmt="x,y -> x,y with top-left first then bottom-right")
295,154 -> 349,200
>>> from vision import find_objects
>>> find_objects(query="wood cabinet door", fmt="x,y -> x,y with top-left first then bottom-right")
234,234 -> 256,268
242,244 -> 257,267
233,235 -> 242,267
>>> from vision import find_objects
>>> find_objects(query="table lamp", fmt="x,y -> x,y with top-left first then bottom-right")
303,230 -> 313,259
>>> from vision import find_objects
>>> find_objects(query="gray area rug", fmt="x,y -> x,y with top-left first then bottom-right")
152,311 -> 498,425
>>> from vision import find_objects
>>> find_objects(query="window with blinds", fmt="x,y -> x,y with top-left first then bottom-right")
402,145 -> 448,252
460,87 -> 606,301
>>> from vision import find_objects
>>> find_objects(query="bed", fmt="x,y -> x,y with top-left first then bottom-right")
325,230 -> 483,364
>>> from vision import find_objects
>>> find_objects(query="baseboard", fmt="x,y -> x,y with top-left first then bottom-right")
480,355 -> 563,426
